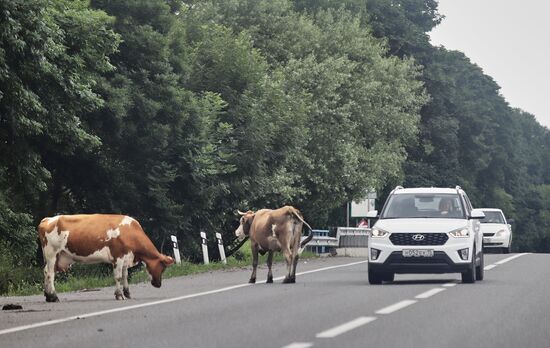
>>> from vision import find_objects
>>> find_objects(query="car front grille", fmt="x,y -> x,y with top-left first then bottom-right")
483,233 -> 495,237
389,233 -> 449,246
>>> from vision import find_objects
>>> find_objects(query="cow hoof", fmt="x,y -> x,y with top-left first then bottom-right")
45,293 -> 59,303
283,277 -> 291,284
266,276 -> 273,283
290,277 -> 296,283
248,278 -> 256,284
123,288 -> 131,299
115,291 -> 126,300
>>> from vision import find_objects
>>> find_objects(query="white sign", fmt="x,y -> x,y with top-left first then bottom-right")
368,198 -> 375,212
200,231 -> 209,264
351,198 -> 376,217
215,232 -> 227,264
351,199 -> 368,217
170,235 -> 181,264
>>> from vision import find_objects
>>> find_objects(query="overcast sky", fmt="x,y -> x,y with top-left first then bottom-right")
429,0 -> 550,129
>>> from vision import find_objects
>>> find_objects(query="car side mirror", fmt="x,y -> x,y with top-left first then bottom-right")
366,210 -> 378,218
507,219 -> 515,224
469,209 -> 485,219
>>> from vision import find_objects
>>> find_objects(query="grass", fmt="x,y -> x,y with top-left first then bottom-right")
4,241 -> 318,297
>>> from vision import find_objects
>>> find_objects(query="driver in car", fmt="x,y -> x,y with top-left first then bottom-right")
439,198 -> 453,216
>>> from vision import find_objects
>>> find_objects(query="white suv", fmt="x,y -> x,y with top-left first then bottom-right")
366,186 -> 485,284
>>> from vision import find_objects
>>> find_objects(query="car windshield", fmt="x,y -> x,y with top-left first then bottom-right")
481,211 -> 505,224
381,193 -> 465,219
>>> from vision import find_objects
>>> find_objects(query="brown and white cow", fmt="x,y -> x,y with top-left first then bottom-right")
235,206 -> 313,284
38,214 -> 174,302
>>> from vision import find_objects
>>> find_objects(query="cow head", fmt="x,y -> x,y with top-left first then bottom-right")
235,210 -> 254,241
145,254 -> 174,288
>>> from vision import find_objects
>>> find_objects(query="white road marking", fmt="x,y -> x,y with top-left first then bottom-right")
316,316 -> 377,338
0,283 -> 252,336
294,260 -> 369,276
484,264 -> 497,270
442,282 -> 458,287
269,260 -> 368,282
0,260 -> 368,336
415,288 -> 446,299
375,300 -> 417,314
282,343 -> 314,348
495,253 -> 529,265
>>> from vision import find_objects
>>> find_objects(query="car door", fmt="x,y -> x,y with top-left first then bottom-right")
501,211 -> 513,240
462,193 -> 483,251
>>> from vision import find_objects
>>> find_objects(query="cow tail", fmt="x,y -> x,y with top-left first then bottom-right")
293,211 -> 313,254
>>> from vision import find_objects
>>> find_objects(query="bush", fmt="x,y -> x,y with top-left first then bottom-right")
0,241 -> 42,295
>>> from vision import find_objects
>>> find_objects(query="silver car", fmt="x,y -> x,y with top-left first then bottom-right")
480,208 -> 513,253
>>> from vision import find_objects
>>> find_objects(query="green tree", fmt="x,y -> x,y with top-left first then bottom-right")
183,1 -> 427,226
357,0 -> 550,251
0,0 -> 120,292
0,0 -> 119,250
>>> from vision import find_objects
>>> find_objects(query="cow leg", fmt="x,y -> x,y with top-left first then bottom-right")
122,265 -> 131,299
266,251 -> 274,283
42,247 -> 59,303
43,256 -> 59,302
249,244 -> 259,283
290,253 -> 299,283
282,247 -> 293,283
284,253 -> 298,283
113,258 -> 125,300
289,237 -> 301,283
283,220 -> 300,284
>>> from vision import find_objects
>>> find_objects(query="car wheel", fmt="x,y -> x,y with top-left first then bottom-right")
368,267 -> 383,285
462,246 -> 476,284
503,239 -> 512,254
382,272 -> 394,282
475,248 -> 484,281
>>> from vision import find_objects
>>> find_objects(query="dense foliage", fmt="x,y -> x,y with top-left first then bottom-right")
1,0 -> 548,293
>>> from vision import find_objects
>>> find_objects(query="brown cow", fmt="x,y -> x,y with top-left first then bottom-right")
235,206 -> 313,284
38,214 -> 174,302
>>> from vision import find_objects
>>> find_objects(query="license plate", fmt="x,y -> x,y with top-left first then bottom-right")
402,249 -> 434,257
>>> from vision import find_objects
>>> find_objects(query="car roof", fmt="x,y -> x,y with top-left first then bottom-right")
393,187 -> 460,195
478,208 -> 504,212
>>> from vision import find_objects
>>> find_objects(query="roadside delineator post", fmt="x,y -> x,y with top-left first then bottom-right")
171,235 -> 181,264
200,231 -> 209,264
216,232 -> 227,264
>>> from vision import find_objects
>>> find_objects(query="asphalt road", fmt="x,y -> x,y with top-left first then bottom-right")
1,252 -> 547,348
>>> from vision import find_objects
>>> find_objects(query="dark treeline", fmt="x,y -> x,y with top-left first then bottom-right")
1,0 -> 548,292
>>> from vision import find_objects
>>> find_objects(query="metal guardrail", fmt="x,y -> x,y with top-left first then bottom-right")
303,230 -> 338,253
302,228 -> 370,253
336,227 -> 370,248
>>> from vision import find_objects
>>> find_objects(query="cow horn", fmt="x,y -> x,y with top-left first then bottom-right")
237,210 -> 247,216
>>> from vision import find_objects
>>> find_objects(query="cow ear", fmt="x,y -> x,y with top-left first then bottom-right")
162,255 -> 175,266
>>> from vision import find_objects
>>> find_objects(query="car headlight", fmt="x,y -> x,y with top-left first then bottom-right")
495,229 -> 508,237
448,227 -> 470,238
370,228 -> 390,238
